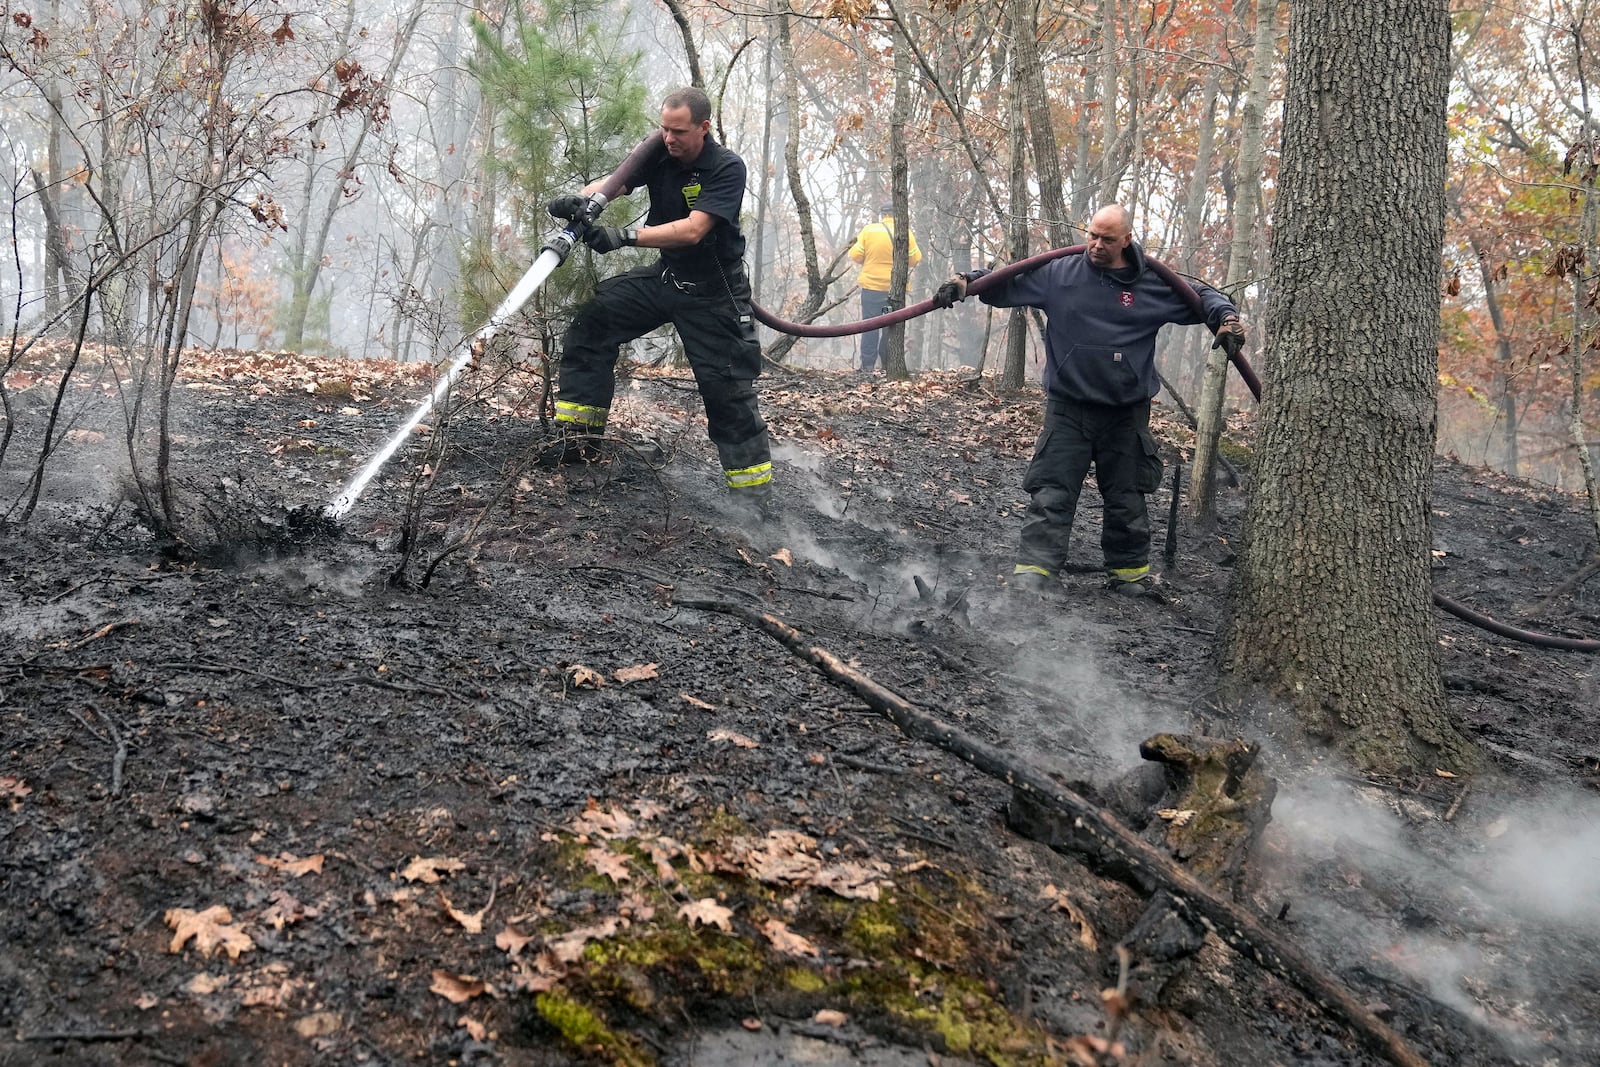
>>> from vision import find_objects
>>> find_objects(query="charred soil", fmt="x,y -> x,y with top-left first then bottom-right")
2,349 -> 1598,1066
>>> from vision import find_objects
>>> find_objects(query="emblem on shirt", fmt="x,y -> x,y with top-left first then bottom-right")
1119,291 -> 1135,307
682,181 -> 702,210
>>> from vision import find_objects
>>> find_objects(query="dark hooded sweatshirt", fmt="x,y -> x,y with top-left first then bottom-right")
976,243 -> 1236,407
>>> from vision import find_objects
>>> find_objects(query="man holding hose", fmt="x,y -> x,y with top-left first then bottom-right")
543,87 -> 773,519
934,205 -> 1245,598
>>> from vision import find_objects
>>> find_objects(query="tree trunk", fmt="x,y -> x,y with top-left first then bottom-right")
1191,0 -> 1276,526
763,7 -> 829,365
1221,0 -> 1478,774
1013,0 -> 1070,248
1001,40 -> 1030,392
883,28 -> 912,379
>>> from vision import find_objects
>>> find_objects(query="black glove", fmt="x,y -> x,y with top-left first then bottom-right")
546,194 -> 587,221
1211,315 -> 1245,354
584,226 -> 637,254
933,277 -> 966,309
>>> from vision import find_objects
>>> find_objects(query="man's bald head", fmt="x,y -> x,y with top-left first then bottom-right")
1086,205 -> 1134,269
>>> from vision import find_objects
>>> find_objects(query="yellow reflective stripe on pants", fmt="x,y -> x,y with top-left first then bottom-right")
1012,564 -> 1052,578
725,462 -> 773,489
1108,565 -> 1150,582
554,401 -> 608,428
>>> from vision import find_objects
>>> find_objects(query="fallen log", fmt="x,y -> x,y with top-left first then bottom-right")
677,595 -> 1430,1067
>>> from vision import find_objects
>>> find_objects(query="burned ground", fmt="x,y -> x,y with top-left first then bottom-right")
2,348 -> 1598,1066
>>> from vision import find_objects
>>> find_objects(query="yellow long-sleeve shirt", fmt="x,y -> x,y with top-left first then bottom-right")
848,217 -> 923,291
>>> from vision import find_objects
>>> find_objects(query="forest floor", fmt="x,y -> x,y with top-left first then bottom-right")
2,343 -> 1599,1067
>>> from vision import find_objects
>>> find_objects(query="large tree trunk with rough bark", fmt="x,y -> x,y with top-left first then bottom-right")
1221,0 -> 1478,775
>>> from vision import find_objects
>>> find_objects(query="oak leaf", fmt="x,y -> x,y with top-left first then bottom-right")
495,925 -> 532,957
547,918 -> 622,963
255,852 -> 324,877
400,856 -> 465,883
568,665 -> 606,689
429,970 -> 491,1003
572,801 -> 637,840
613,662 -> 659,685
769,548 -> 794,567
761,918 -> 819,957
584,846 -> 631,884
678,898 -> 734,932
441,888 -> 494,933
166,905 -> 256,960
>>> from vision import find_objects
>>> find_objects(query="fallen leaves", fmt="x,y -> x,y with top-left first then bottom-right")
678,898 -> 734,932
255,852 -> 324,877
442,888 -> 495,933
1040,884 -> 1098,950
430,970 -> 492,1003
166,905 -> 256,960
584,846 -> 632,884
680,692 -> 716,710
1156,808 -> 1196,827
568,665 -> 606,689
613,662 -> 659,685
761,918 -> 819,957
401,856 -> 465,883
0,775 -> 30,799
708,728 -> 760,749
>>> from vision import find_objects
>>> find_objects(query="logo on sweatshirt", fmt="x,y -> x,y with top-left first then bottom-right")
1119,291 -> 1135,307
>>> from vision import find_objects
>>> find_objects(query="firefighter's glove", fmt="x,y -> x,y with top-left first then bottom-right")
584,226 -> 638,254
1212,315 -> 1245,355
933,276 -> 968,309
547,194 -> 587,221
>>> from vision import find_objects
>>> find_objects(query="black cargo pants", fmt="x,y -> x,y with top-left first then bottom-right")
557,262 -> 771,493
1014,396 -> 1163,579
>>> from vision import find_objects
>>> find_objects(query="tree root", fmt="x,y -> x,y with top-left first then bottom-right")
678,594 -> 1430,1067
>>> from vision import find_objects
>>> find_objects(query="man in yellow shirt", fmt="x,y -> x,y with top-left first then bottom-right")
848,202 -> 922,374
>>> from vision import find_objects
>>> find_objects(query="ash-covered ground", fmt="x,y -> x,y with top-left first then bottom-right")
2,348 -> 1597,1066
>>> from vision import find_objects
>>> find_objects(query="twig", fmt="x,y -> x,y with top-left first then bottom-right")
21,1029 -> 149,1042
834,753 -> 906,774
1444,783 -> 1470,821
677,593 -> 1433,1067
67,618 -> 139,650
104,710 -> 127,797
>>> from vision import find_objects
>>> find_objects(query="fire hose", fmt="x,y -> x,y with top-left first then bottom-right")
328,131 -> 1596,652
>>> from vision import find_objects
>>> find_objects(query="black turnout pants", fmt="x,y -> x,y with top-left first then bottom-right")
1016,396 -> 1163,576
559,263 -> 770,478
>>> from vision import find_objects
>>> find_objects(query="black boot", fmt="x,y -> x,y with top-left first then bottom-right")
535,426 -> 600,469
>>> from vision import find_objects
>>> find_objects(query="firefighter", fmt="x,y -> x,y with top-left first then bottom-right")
543,87 -> 772,517
848,201 -> 923,374
933,205 -> 1246,598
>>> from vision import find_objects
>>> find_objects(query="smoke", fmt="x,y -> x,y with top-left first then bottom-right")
1269,775 -> 1600,1055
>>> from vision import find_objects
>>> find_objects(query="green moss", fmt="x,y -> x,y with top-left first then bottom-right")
535,990 -> 652,1066
1217,437 -> 1253,465
785,967 -> 827,993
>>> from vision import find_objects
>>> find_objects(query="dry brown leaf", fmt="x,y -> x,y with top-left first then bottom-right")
0,775 -> 33,798
645,838 -> 684,883
613,662 -> 660,685
430,970 -> 491,1003
761,918 -> 819,958
496,925 -> 533,957
619,892 -> 656,922
166,906 -> 256,960
678,898 -> 734,932
134,992 -> 159,1011
259,889 -> 318,931
568,665 -> 606,689
679,692 -> 716,710
459,1016 -> 487,1041
1040,884 -> 1098,951
185,973 -> 229,995
1063,1034 -> 1127,1064
813,1008 -> 847,1027
1156,808 -> 1196,826
400,856 -> 465,883
572,801 -> 637,840
708,728 -> 759,749
294,1011 -> 340,1038
769,547 -> 794,567
442,888 -> 494,933
584,846 -> 631,884
510,954 -> 562,993
1434,769 -> 1458,779
255,852 -> 324,877
547,918 -> 623,963
812,860 -> 892,901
